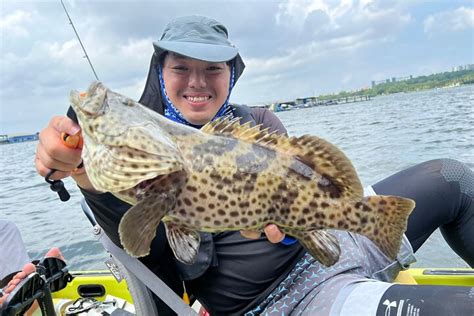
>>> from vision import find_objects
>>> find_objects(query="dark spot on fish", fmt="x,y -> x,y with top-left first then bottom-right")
201,178 -> 208,185
241,218 -> 248,224
218,194 -> 228,201
186,185 -> 197,192
209,190 -> 216,197
179,209 -> 187,215
199,193 -> 207,199
230,211 -> 239,217
248,211 -> 253,216
309,201 -> 318,208
233,173 -> 244,181
239,201 -> 250,208
303,208 -> 310,214
329,214 -> 335,220
216,184 -> 224,190
297,218 -> 306,225
320,202 -> 329,208
243,182 -> 254,192
374,228 -> 379,236
255,209 -> 262,215
208,203 -> 215,209
183,198 -> 192,206
218,209 -> 226,216
204,216 -> 211,222
214,220 -> 222,226
230,200 -> 236,206
360,217 -> 368,224
251,198 -> 257,204
196,206 -> 205,213
379,199 -> 387,205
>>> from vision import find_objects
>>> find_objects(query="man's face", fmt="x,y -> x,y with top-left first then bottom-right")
162,53 -> 231,125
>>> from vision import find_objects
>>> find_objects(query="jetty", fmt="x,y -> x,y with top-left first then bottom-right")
268,95 -> 372,112
0,133 -> 39,144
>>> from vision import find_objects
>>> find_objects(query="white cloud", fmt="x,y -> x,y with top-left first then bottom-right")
0,10 -> 32,37
424,6 -> 474,36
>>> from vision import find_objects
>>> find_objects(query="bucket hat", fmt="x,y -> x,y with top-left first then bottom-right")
153,15 -> 245,80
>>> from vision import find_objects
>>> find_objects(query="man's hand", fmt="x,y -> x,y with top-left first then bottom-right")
36,116 -> 83,180
35,116 -> 97,191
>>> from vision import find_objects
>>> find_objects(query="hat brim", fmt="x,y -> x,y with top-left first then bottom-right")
153,41 -> 238,63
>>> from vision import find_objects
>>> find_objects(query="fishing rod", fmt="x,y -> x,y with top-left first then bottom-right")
60,0 -> 100,80
46,0 -> 99,202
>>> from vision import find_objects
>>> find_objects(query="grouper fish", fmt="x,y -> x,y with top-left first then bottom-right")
70,81 -> 415,266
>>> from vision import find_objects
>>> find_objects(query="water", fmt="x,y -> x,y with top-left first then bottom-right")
1,85 -> 472,270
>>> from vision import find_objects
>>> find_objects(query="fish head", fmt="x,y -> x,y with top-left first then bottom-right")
69,81 -> 185,195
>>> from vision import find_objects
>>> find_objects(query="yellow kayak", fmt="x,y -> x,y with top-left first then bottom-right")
50,268 -> 474,304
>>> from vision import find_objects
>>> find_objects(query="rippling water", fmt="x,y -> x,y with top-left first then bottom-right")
1,85 -> 472,270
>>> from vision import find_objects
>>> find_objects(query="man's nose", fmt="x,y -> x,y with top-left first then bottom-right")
188,70 -> 206,88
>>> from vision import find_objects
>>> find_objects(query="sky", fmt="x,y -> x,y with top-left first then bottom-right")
1,0 -> 473,134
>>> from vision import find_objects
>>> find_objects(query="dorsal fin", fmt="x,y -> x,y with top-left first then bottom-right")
201,116 -> 363,200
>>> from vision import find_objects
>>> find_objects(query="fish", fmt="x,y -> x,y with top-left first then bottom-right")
70,81 -> 415,266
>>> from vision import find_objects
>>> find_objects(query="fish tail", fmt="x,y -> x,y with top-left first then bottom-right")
357,195 -> 415,259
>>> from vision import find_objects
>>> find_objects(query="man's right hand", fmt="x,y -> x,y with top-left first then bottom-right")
35,116 -> 83,181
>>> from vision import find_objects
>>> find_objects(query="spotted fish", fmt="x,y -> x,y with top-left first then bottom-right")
70,81 -> 415,266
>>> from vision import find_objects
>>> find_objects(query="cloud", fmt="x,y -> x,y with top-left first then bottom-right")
424,6 -> 474,36
0,10 -> 32,38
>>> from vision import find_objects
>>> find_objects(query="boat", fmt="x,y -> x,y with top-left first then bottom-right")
2,257 -> 472,315
47,268 -> 474,314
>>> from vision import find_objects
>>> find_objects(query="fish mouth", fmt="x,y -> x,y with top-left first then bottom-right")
72,81 -> 108,118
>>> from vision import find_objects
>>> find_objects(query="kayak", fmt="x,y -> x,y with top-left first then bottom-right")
46,268 -> 474,312
3,267 -> 469,315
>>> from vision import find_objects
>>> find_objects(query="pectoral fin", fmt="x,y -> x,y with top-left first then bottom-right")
299,230 -> 341,266
165,224 -> 201,265
118,192 -> 172,258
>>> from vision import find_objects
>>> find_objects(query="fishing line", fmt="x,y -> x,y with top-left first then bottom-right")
60,0 -> 100,80
46,1 -> 98,202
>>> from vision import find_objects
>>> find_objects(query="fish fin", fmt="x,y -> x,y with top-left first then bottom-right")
118,171 -> 186,257
202,117 -> 363,199
353,195 -> 415,259
298,230 -> 341,266
165,224 -> 201,265
118,192 -> 171,258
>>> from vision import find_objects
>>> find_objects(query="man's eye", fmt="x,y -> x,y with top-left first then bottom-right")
208,66 -> 222,71
172,66 -> 188,71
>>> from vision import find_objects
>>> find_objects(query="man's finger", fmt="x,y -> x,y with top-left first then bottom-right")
264,224 -> 285,243
240,230 -> 261,239
50,116 -> 80,135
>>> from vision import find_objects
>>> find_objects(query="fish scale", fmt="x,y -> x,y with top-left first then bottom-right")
70,81 -> 416,267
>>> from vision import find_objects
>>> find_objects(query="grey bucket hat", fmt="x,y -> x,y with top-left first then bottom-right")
153,15 -> 245,80
155,15 -> 237,62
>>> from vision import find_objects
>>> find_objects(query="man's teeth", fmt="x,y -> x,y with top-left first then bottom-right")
187,96 -> 209,102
